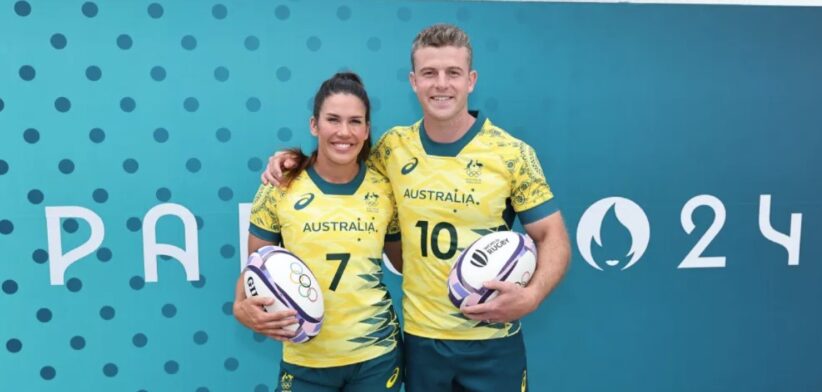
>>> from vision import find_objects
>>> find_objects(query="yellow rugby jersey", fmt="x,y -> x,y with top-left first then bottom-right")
369,112 -> 557,340
248,164 -> 401,367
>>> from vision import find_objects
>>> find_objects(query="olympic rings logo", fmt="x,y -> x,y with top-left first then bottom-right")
288,262 -> 319,302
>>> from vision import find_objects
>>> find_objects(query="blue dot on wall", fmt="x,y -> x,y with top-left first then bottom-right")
212,4 -> 227,19
162,304 -> 177,318
81,2 -> 98,17
184,97 -> 199,112
245,36 -> 260,51
92,188 -> 108,203
247,157 -> 262,171
220,245 -> 235,258
0,98 -> 4,111
89,127 -> 105,143
0,160 -> 7,175
218,187 -> 233,201
37,308 -> 53,322
86,66 -> 102,81
28,189 -> 44,204
129,275 -> 145,290
214,66 -> 229,82
14,1 -> 31,17
7,338 -> 23,353
276,67 -> 291,82
66,278 -> 82,292
246,97 -> 261,112
224,357 -> 239,371
100,306 -> 115,320
186,158 -> 201,173
40,366 -> 56,381
151,66 -> 166,81
165,360 -> 179,374
147,3 -> 163,18
367,37 -> 381,52
70,336 -> 85,350
0,220 -> 14,235
33,249 -> 48,264
0,219 -> 14,235
181,35 -> 197,50
153,127 -> 169,143
337,6 -> 351,20
58,159 -> 75,174
2,279 -> 18,294
191,274 -> 206,288
196,216 -> 204,230
275,5 -> 290,20
156,187 -> 171,201
222,302 -> 233,315
19,65 -> 35,81
196,387 -> 210,392
216,128 -> 231,143
254,384 -> 269,392
63,218 -> 78,233
193,331 -> 208,345
123,158 -> 139,173
103,363 -> 118,377
117,34 -> 133,50
120,97 -> 136,112
306,36 -> 321,52
51,33 -> 67,49
252,333 -> 266,343
126,217 -> 141,232
397,7 -> 412,22
133,333 -> 148,347
23,128 -> 40,143
277,127 -> 292,142
55,97 -> 71,112
96,247 -> 112,262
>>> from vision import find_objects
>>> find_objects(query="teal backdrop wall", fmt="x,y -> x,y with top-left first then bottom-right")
1,0 -> 821,391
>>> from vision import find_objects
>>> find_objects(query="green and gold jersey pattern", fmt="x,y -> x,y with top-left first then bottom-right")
249,164 -> 401,367
369,113 -> 557,340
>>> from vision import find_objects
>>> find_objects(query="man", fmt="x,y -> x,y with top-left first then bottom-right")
263,24 -> 570,392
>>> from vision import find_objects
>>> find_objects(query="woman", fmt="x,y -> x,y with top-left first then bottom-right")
233,72 -> 403,392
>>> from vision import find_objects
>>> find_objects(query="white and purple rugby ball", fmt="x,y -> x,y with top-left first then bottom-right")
243,245 -> 324,343
448,231 -> 537,309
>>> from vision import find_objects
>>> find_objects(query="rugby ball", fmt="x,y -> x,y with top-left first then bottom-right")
448,231 -> 537,309
243,245 -> 324,343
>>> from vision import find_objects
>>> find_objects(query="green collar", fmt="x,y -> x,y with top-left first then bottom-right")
419,111 -> 485,157
306,163 -> 365,195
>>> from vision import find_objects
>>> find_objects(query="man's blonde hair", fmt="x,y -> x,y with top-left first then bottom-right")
411,24 -> 473,70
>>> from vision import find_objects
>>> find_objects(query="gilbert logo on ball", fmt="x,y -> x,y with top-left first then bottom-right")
243,245 -> 324,343
448,231 -> 537,309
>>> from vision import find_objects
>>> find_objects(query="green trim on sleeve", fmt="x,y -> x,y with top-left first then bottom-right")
249,223 -> 282,244
518,199 -> 559,225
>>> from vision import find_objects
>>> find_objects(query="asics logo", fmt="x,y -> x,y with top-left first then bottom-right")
294,193 -> 315,210
386,367 -> 400,388
401,158 -> 418,175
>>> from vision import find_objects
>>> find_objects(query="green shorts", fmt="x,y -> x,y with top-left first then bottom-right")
404,332 -> 528,392
275,346 -> 402,392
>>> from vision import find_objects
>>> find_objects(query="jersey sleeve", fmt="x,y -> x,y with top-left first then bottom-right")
385,190 -> 401,242
366,131 -> 391,177
511,142 -> 558,224
248,184 -> 282,244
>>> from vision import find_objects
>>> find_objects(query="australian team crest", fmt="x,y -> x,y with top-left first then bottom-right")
465,159 -> 484,183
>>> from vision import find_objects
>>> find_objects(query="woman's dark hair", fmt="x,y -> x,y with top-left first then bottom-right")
282,72 -> 372,187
